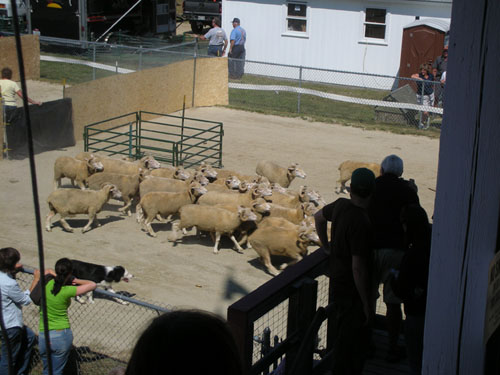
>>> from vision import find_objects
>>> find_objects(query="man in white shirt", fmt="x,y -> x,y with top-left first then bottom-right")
0,67 -> 42,123
195,18 -> 228,57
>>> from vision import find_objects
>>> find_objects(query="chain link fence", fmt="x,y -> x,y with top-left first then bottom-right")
3,269 -> 171,375
33,34 -> 445,130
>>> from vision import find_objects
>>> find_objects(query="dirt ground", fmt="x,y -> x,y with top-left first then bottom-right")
0,81 -> 440,317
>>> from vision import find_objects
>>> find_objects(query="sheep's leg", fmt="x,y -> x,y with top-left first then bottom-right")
260,253 -> 280,276
82,214 -> 96,233
45,210 -> 56,232
76,180 -> 86,190
70,178 -> 75,187
213,232 -> 221,254
145,217 -> 157,237
279,254 -> 303,270
237,233 -> 250,249
118,199 -> 132,217
53,178 -> 61,190
59,218 -> 74,233
230,235 -> 245,254
156,214 -> 166,223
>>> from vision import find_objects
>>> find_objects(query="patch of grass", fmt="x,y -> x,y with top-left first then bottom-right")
40,60 -> 116,85
228,75 -> 441,138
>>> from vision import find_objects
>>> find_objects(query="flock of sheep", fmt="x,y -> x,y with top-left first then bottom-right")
45,153 -> 329,276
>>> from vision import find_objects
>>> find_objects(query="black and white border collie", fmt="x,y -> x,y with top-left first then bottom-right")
71,259 -> 134,305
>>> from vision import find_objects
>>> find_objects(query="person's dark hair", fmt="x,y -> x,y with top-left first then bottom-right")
52,258 -> 73,296
0,247 -> 20,273
213,17 -> 221,27
1,67 -> 12,79
125,309 -> 243,375
350,167 -> 375,198
400,204 -> 431,250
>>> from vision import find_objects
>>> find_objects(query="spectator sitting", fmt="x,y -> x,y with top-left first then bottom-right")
391,204 -> 432,375
125,309 -> 242,375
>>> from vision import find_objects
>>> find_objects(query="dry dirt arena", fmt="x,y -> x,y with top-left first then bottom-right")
0,81 -> 440,317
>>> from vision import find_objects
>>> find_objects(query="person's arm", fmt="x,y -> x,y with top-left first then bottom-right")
314,209 -> 330,254
411,73 -> 421,79
228,39 -> 235,55
352,255 -> 372,325
223,38 -> 228,56
8,280 -> 33,306
28,269 -> 41,292
15,90 -> 42,105
73,278 -> 97,296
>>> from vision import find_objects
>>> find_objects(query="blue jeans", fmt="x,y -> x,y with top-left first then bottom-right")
38,329 -> 73,375
0,326 -> 36,375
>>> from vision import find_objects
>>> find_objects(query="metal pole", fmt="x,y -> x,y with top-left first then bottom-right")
298,66 -> 302,114
139,45 -> 143,71
180,95 -> 186,165
26,0 -> 32,33
95,0 -> 143,42
419,78 -> 424,127
192,38 -> 197,108
92,44 -> 96,80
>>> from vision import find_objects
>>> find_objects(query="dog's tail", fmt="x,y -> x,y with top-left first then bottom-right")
136,203 -> 144,223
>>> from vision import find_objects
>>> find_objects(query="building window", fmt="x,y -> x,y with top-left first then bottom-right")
364,8 -> 386,39
286,2 -> 307,33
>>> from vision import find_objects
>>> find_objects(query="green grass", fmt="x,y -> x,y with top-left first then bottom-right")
39,56 -> 441,138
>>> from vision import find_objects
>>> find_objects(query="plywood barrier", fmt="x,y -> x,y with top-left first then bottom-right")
65,57 -> 229,141
0,35 -> 40,81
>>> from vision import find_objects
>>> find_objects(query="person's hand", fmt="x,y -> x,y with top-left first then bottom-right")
33,269 -> 41,279
45,268 -> 56,276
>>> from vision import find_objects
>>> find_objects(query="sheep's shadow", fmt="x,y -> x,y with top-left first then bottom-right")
52,215 -> 125,232
177,232 -> 244,254
247,255 -> 296,276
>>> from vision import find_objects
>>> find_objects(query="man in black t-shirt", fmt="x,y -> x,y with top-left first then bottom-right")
315,168 -> 375,374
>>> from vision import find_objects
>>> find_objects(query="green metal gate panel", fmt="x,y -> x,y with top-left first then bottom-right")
83,111 -> 223,168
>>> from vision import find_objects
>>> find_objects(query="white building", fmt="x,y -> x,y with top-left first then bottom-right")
222,0 -> 452,87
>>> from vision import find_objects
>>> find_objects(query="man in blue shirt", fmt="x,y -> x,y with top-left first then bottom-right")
0,247 -> 40,375
228,18 -> 246,79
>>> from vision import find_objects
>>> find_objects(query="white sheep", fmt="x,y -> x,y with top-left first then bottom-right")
150,166 -> 191,180
248,225 -> 320,276
267,186 -> 319,208
256,161 -> 306,188
213,169 -> 268,186
136,182 -> 207,237
45,184 -> 122,233
206,175 -> 241,192
198,184 -> 272,207
53,155 -> 104,190
195,162 -> 218,181
337,160 -> 381,194
75,152 -> 161,175
172,205 -> 258,254
268,202 -> 317,224
139,172 -> 209,198
87,171 -> 146,216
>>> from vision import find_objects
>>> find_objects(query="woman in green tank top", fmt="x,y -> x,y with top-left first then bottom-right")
38,258 -> 96,375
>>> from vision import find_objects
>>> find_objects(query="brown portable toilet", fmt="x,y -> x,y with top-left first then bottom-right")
398,19 -> 449,81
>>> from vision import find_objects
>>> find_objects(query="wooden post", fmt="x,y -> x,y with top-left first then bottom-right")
424,0 -> 500,373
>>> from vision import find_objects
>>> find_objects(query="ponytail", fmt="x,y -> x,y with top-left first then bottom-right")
52,258 -> 73,296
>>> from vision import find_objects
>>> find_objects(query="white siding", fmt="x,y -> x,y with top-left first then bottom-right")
222,0 -> 451,87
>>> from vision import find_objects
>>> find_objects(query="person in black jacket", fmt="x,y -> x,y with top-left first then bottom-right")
368,154 -> 420,362
391,204 -> 431,375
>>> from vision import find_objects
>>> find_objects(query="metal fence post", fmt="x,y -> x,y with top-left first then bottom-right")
92,44 -> 96,80
192,38 -> 198,108
298,66 -> 303,114
139,45 -> 143,71
419,78 -> 424,126
128,121 -> 133,159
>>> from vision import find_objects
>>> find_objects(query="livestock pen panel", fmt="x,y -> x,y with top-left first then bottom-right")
83,111 -> 223,168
